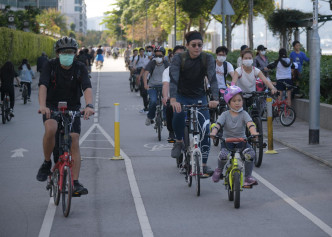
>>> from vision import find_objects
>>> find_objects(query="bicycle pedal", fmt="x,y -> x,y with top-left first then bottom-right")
243,185 -> 253,189
167,139 -> 176,143
72,192 -> 81,197
200,174 -> 211,179
263,142 -> 267,148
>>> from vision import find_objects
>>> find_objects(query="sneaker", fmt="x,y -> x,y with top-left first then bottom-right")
36,160 -> 52,182
145,118 -> 153,126
212,168 -> 222,182
244,176 -> 258,186
9,109 -> 14,117
139,109 -> 145,113
73,182 -> 88,195
168,131 -> 175,140
27,97 -> 31,102
171,142 -> 184,158
143,108 -> 149,114
203,166 -> 214,176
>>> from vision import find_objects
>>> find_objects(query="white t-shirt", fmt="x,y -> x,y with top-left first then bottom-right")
235,66 -> 261,95
276,58 -> 292,80
216,61 -> 234,89
162,67 -> 170,83
134,55 -> 147,69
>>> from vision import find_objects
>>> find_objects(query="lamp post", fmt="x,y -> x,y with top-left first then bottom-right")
8,14 -> 16,30
174,0 -> 176,47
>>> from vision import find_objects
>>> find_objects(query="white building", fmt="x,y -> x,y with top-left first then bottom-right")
58,0 -> 87,34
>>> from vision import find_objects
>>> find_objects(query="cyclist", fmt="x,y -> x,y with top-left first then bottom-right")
215,46 -> 234,90
237,45 -> 248,68
18,58 -> 34,101
232,49 -> 277,110
254,45 -> 269,79
128,49 -> 138,79
89,46 -> 95,65
37,52 -> 48,74
267,48 -> 297,107
0,61 -> 18,117
37,37 -> 94,195
95,45 -> 104,68
124,46 -> 132,66
136,46 -> 154,113
162,45 -> 185,140
169,31 -> 219,176
133,48 -> 147,92
143,46 -> 169,126
210,86 -> 259,186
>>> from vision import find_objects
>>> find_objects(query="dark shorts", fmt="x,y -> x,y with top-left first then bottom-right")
276,79 -> 293,91
43,113 -> 81,134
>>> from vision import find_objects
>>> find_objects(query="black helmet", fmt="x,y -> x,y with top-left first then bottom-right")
154,46 -> 166,55
54,37 -> 78,53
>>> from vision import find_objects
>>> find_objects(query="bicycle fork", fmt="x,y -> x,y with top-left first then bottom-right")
190,135 -> 203,176
225,154 -> 244,191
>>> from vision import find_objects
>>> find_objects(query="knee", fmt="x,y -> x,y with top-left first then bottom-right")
218,149 -> 229,161
44,121 -> 57,138
243,148 -> 255,161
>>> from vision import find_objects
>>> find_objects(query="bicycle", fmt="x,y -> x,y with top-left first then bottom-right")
21,82 -> 30,104
270,82 -> 296,127
150,87 -> 163,141
43,102 -> 83,217
210,89 -> 228,146
243,91 -> 268,167
129,73 -> 136,92
215,136 -> 257,209
181,102 -> 210,196
1,93 -> 12,124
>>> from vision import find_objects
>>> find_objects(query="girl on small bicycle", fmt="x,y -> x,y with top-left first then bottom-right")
267,48 -> 297,107
232,49 -> 277,109
18,59 -> 34,101
210,86 -> 259,186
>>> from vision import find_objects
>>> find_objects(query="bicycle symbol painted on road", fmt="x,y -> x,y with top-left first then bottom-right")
144,143 -> 173,151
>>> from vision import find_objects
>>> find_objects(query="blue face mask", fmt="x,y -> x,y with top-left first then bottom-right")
147,52 -> 153,57
59,54 -> 75,66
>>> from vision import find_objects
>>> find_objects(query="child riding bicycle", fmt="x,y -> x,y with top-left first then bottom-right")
210,86 -> 259,186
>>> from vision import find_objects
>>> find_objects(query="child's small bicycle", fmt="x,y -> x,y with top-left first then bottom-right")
217,135 -> 257,209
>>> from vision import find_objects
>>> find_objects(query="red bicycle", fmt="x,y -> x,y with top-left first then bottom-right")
43,102 -> 83,217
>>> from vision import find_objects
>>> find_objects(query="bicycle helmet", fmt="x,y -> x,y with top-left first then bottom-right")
154,46 -> 166,55
54,37 -> 78,53
224,85 -> 243,104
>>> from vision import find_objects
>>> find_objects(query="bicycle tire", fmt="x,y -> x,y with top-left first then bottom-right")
62,167 -> 72,217
184,127 -> 192,187
227,174 -> 234,201
157,113 -> 162,141
52,169 -> 60,206
233,172 -> 241,209
130,78 -> 134,92
195,152 -> 200,196
1,103 -> 6,124
252,117 -> 263,167
23,86 -> 28,104
280,106 -> 296,127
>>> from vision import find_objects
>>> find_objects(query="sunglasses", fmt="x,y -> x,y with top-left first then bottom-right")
155,55 -> 163,58
146,50 -> 152,52
190,43 -> 203,48
59,49 -> 76,54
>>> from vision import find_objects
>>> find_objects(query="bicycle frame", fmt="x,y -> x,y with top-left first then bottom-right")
225,149 -> 244,191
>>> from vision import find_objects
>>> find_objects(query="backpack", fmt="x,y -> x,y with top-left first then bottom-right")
180,51 -> 208,74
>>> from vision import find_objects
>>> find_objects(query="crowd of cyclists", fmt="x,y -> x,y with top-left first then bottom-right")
125,30 -> 308,186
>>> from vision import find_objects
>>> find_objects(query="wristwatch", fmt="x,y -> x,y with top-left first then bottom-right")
86,104 -> 94,109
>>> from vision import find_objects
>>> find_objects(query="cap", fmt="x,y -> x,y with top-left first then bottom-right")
240,45 -> 248,51
257,45 -> 267,51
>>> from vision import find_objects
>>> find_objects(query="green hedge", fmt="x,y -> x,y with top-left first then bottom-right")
0,27 -> 55,67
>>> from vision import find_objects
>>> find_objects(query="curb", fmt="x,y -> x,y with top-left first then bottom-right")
264,134 -> 332,168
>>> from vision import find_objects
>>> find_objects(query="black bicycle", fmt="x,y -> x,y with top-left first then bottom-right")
1,93 -> 12,124
243,91 -> 268,167
21,82 -> 30,104
150,87 -> 163,141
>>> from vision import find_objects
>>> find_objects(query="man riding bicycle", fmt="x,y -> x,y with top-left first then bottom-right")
169,31 -> 219,176
37,36 -> 94,195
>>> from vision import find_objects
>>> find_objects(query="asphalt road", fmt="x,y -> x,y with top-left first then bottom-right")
0,57 -> 331,237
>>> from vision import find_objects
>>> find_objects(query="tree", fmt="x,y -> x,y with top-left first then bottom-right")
36,9 -> 68,36
267,9 -> 311,49
70,23 -> 76,31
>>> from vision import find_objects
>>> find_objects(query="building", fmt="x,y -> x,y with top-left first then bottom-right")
58,0 -> 87,34
0,0 -> 58,9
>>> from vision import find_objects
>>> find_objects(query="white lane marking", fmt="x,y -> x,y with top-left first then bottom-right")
38,198 -> 57,237
38,123 -> 96,237
11,148 -> 28,158
96,124 -> 154,237
94,70 -> 100,124
81,156 -> 111,160
84,140 -> 109,141
80,147 -> 114,149
274,147 -> 289,151
253,171 -> 332,236
144,143 -> 173,151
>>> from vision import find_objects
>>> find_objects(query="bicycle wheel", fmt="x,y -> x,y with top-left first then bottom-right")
194,152 -> 201,196
233,172 -> 241,209
23,86 -> 28,104
52,169 -> 60,206
252,117 -> 263,167
130,77 -> 134,92
184,127 -> 192,187
62,167 -> 72,217
227,174 -> 234,201
1,103 -> 6,124
156,113 -> 162,141
280,106 -> 296,127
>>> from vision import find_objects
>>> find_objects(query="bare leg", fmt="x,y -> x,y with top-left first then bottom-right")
43,119 -> 57,162
70,133 -> 81,180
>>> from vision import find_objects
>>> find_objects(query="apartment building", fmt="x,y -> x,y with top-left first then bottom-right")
58,0 -> 87,34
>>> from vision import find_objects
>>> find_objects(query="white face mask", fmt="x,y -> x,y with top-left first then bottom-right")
261,51 -> 266,55
217,56 -> 227,62
242,59 -> 253,67
147,52 -> 153,57
230,107 -> 243,113
155,57 -> 163,64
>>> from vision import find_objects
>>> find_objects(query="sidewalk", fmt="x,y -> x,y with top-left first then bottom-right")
262,118 -> 332,168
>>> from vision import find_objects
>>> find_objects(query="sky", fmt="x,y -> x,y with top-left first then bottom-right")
85,0 -> 116,18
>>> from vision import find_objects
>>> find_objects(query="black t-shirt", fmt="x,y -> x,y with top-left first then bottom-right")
96,48 -> 103,55
178,54 -> 206,98
39,58 -> 92,110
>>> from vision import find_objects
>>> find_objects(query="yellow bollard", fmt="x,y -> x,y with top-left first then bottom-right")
265,97 -> 278,154
111,103 -> 123,160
